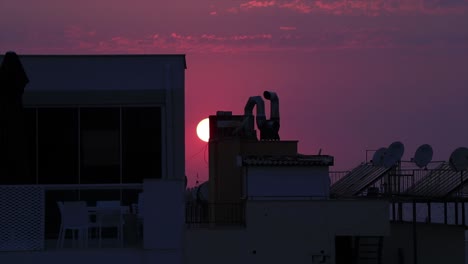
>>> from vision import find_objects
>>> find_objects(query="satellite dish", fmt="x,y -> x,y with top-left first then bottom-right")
414,144 -> 433,168
372,148 -> 387,166
449,147 -> 468,171
383,141 -> 405,168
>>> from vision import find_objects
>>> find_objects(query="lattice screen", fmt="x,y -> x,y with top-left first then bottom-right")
0,186 -> 45,251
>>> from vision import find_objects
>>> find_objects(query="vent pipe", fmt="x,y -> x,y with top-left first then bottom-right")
244,96 -> 266,135
261,91 -> 280,140
263,91 -> 279,123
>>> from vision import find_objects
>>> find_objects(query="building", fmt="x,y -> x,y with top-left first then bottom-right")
1,54 -> 465,264
186,92 -> 466,264
0,54 -> 186,264
185,92 -> 390,264
331,161 -> 467,264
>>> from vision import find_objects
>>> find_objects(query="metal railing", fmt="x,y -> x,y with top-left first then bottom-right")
329,171 -> 350,185
0,184 -> 143,251
389,197 -> 468,227
185,202 -> 246,227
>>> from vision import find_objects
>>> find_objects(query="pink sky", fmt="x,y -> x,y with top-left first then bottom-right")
1,0 -> 468,186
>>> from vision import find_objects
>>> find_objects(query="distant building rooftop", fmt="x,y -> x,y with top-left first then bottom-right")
242,154 -> 334,167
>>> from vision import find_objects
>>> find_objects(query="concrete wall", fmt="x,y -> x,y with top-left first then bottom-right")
0,247 -> 198,264
209,139 -> 243,203
240,141 -> 298,155
209,139 -> 299,203
383,222 -> 465,264
12,55 -> 186,92
143,180 -> 185,264
246,166 -> 330,198
185,199 -> 389,264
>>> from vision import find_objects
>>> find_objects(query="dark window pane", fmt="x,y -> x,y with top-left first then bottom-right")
38,108 -> 78,184
80,108 -> 120,184
122,107 -> 161,182
122,189 -> 139,207
0,107 -> 35,184
79,190 -> 121,206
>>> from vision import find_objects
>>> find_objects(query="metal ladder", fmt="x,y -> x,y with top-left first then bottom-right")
354,236 -> 383,264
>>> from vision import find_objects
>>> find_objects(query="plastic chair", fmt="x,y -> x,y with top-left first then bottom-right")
57,201 -> 93,248
95,200 -> 123,247
137,193 -> 144,219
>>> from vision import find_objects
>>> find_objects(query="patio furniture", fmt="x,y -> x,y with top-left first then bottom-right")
131,192 -> 144,240
57,201 -> 94,248
92,201 -> 126,247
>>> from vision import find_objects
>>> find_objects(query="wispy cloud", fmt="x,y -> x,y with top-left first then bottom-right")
279,26 -> 297,31
230,0 -> 468,15
280,0 -> 313,13
6,10 -> 467,55
241,0 -> 276,9
55,25 -> 458,54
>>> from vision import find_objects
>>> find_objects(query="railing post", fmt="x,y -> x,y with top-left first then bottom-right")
427,201 -> 431,223
444,201 -> 448,225
462,200 -> 466,226
398,201 -> 403,222
412,199 -> 418,264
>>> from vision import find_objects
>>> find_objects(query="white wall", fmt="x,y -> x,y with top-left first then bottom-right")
12,55 -> 186,92
143,180 -> 185,264
186,199 -> 390,264
246,166 -> 330,198
383,223 -> 465,264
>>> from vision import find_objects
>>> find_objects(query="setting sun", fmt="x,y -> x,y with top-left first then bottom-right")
196,118 -> 210,142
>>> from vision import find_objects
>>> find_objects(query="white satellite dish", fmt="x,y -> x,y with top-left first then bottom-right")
383,141 -> 405,168
449,147 -> 468,171
414,144 -> 433,168
372,147 -> 387,166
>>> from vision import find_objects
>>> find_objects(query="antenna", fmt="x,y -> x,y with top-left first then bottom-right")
449,147 -> 468,171
414,144 -> 433,168
372,147 -> 387,166
383,141 -> 405,168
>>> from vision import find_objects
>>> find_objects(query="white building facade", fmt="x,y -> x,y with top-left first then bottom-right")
0,55 -> 186,264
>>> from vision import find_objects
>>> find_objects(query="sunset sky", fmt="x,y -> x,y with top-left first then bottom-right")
1,0 -> 468,186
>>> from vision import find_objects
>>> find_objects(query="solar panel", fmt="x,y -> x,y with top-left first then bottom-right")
331,163 -> 391,197
405,163 -> 467,197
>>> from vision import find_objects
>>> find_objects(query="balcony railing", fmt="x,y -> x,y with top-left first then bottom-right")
0,184 -> 143,252
329,171 -> 350,185
389,197 -> 468,227
185,202 -> 246,227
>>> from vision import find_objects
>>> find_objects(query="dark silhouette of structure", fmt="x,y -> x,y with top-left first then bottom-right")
0,51 -> 30,183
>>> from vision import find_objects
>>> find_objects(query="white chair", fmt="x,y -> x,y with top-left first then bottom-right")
130,193 -> 144,242
57,201 -> 93,248
95,200 -> 124,247
137,193 -> 144,220
133,193 -> 144,240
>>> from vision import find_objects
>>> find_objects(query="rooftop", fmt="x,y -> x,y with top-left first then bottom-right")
242,154 -> 334,167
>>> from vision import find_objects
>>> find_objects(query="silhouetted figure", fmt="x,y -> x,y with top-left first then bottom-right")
0,52 -> 29,184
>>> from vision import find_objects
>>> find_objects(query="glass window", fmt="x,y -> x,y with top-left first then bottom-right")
0,107 -> 37,184
122,107 -> 162,182
37,108 -> 78,184
80,108 -> 120,184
